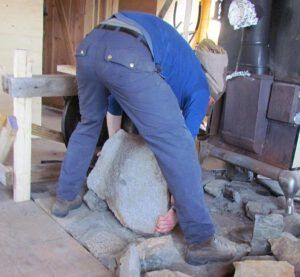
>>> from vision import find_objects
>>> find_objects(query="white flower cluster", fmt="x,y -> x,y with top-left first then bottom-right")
228,0 -> 258,30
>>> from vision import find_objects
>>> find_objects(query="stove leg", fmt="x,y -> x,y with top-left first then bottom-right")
278,170 -> 300,215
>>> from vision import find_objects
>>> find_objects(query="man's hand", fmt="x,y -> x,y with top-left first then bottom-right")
155,207 -> 178,234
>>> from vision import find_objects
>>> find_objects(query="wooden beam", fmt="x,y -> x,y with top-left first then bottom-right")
31,163 -> 61,183
0,162 -> 62,185
57,65 -> 76,76
32,124 -> 64,143
0,164 -> 13,186
54,0 -> 76,65
13,49 -> 32,202
6,74 -> 77,98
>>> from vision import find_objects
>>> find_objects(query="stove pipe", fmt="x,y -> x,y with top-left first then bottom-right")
236,0 -> 272,75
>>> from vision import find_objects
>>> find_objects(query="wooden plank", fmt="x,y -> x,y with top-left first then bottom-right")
13,49 -> 32,202
31,163 -> 61,183
0,201 -> 110,276
118,0 -> 157,14
7,74 -> 77,98
54,0 -> 76,65
84,0 -> 96,35
0,164 -> 13,186
0,115 -> 18,163
32,124 -> 64,143
12,50 -> 32,198
57,65 -> 76,76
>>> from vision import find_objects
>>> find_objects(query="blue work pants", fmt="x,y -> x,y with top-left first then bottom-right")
57,28 -> 215,244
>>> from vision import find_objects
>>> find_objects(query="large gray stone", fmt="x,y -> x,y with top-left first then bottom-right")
270,232 -> 300,275
136,235 -> 182,272
118,244 -> 141,277
251,214 -> 284,255
87,130 -> 169,235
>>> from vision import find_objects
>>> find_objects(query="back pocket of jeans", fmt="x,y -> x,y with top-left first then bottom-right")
104,46 -> 155,72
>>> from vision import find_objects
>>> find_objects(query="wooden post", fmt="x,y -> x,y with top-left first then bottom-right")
13,49 -> 32,202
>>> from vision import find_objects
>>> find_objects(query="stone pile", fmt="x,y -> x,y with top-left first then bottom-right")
34,131 -> 300,276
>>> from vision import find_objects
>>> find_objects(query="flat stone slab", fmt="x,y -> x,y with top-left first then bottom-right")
34,195 -> 139,273
118,244 -> 140,277
270,232 -> 300,276
137,235 -> 182,272
204,179 -> 229,198
251,214 -> 284,255
245,201 -> 277,221
87,130 -> 169,235
233,260 -> 294,277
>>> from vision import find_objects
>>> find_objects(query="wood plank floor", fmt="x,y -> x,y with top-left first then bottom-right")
0,187 -> 111,277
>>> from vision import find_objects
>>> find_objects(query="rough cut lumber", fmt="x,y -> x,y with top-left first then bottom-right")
0,161 -> 62,186
31,163 -> 61,183
13,49 -> 32,202
32,124 -> 64,143
0,163 -> 13,186
57,65 -> 76,76
54,0 -> 76,65
0,115 -> 18,163
6,74 -> 77,98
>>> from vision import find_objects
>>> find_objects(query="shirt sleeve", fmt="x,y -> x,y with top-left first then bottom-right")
108,95 -> 123,116
182,88 -> 210,139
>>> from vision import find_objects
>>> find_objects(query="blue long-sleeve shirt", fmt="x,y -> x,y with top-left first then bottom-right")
108,12 -> 210,138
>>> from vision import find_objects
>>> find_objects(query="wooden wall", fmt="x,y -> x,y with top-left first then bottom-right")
43,0 -> 86,74
43,0 -> 157,108
0,0 -> 43,124
118,0 -> 157,14
43,0 -> 86,108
